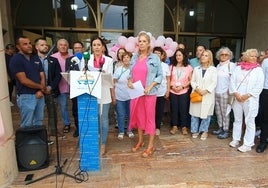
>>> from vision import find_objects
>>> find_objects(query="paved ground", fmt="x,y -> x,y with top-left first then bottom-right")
8,103 -> 268,188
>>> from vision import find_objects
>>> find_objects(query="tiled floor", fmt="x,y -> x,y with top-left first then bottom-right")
8,104 -> 268,188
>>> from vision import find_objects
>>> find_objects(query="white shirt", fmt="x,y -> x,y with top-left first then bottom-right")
215,61 -> 236,94
157,62 -> 170,97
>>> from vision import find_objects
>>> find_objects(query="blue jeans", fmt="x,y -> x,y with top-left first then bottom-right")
191,116 -> 211,133
57,93 -> 71,126
99,103 -> 110,145
116,100 -> 130,133
17,94 -> 45,127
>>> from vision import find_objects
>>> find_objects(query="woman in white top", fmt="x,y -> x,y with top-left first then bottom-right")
88,36 -> 115,156
213,47 -> 236,139
229,49 -> 264,152
113,51 -> 134,140
153,47 -> 170,136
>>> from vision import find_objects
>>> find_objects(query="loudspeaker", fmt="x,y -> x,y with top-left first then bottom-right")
15,126 -> 49,171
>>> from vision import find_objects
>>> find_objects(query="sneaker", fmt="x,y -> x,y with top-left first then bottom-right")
192,133 -> 199,139
237,145 -> 251,152
217,131 -> 229,139
118,133 -> 124,140
127,131 -> 134,138
73,130 -> 79,137
200,132 -> 208,140
10,101 -> 14,107
47,140 -> 54,145
156,129 -> 161,136
255,129 -> 261,137
212,128 -> 223,135
182,127 -> 188,135
170,126 -> 178,135
229,140 -> 240,148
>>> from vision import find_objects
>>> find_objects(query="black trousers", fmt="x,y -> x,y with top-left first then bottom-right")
170,92 -> 191,128
259,89 -> 268,143
155,96 -> 166,129
71,97 -> 79,131
45,94 -> 57,135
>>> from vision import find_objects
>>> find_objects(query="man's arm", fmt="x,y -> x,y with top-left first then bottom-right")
15,72 -> 45,91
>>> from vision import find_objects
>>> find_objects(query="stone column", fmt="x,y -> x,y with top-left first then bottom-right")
134,0 -> 164,38
0,9 -> 18,188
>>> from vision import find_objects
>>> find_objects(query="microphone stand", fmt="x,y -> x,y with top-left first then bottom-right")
26,73 -> 83,185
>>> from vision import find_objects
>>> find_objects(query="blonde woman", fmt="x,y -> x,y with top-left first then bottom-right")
229,49 -> 264,152
190,49 -> 217,140
127,32 -> 162,157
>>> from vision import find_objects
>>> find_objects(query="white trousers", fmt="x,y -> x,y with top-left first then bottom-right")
232,99 -> 258,146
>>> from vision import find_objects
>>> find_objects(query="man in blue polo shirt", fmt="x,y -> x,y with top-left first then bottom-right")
9,36 -> 46,127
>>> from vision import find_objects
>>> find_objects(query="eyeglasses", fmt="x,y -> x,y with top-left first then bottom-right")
220,54 -> 229,56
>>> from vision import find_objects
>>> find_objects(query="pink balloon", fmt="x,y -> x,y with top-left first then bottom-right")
118,36 -> 128,47
109,51 -> 116,60
170,42 -> 178,51
157,35 -> 165,43
128,36 -> 136,44
150,40 -> 155,49
111,44 -> 120,52
165,37 -> 173,47
166,49 -> 174,57
125,42 -> 135,52
155,39 -> 164,47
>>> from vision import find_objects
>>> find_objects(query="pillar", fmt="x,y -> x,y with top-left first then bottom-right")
134,0 -> 164,38
0,8 -> 18,188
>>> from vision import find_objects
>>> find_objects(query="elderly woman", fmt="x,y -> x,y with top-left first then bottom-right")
212,47 -> 236,139
229,49 -> 264,152
190,49 -> 217,140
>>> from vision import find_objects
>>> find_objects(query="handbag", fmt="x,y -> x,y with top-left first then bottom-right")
227,95 -> 235,105
190,91 -> 202,103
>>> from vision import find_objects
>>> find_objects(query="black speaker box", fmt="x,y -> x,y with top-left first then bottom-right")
15,126 -> 49,171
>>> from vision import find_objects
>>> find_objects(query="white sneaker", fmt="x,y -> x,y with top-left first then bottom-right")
117,133 -> 124,140
156,129 -> 160,136
127,131 -> 134,138
237,145 -> 251,152
229,140 -> 240,148
192,133 -> 199,139
10,101 -> 14,107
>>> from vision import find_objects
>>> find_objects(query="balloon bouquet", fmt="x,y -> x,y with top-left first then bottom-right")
109,32 -> 178,61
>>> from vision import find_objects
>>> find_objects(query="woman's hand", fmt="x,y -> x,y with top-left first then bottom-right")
144,86 -> 152,95
164,91 -> 170,99
240,94 -> 251,102
199,89 -> 208,96
234,92 -> 244,102
171,85 -> 183,92
127,81 -> 134,89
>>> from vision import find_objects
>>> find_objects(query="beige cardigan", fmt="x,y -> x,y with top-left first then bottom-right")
189,66 -> 217,119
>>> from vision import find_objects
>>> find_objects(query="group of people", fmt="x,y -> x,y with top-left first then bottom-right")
7,36 -> 116,156
6,32 -> 268,160
113,35 -> 267,156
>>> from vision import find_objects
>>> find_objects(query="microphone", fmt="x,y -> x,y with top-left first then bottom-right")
45,44 -> 56,59
99,56 -> 105,72
83,51 -> 90,71
71,52 -> 83,65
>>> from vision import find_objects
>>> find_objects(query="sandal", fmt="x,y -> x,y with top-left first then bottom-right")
63,125 -> 70,133
142,147 -> 154,158
132,142 -> 144,152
